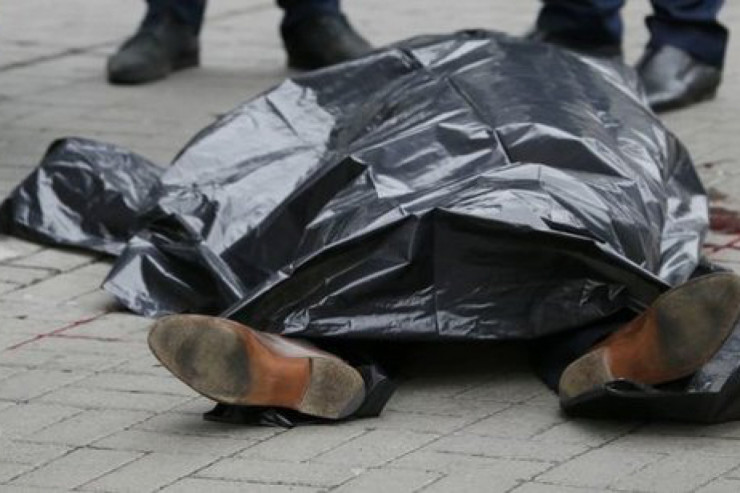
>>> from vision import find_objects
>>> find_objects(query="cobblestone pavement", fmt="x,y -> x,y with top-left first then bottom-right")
1,1 -> 740,491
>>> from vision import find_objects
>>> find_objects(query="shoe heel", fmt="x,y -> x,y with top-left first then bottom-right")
173,50 -> 200,71
559,347 -> 614,402
299,357 -> 365,419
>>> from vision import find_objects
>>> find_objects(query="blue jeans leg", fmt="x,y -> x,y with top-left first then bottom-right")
536,0 -> 625,47
647,0 -> 728,67
142,0 -> 342,34
144,0 -> 207,34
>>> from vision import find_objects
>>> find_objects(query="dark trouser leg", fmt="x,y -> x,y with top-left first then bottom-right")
277,0 -> 370,70
536,0 -> 625,47
144,0 -> 207,35
277,0 -> 341,29
530,312 -> 629,392
647,0 -> 728,67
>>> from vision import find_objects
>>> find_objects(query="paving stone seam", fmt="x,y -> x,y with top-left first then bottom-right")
2,444 -> 143,486
151,425 -> 294,491
316,402 -> 528,490
520,422 -> 659,491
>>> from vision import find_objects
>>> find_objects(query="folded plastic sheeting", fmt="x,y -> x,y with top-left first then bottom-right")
3,31 -> 739,422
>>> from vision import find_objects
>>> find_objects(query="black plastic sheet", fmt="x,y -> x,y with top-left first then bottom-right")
3,30 -> 739,422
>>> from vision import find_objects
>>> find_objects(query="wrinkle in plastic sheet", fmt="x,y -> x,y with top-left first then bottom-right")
3,31 -> 740,423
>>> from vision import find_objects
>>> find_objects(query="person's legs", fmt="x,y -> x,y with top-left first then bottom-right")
107,0 -> 204,85
148,315 -> 367,420
277,0 -> 373,70
636,0 -> 727,111
647,0 -> 727,67
558,273 -> 740,403
142,0 -> 207,35
535,0 -> 625,52
277,0 -> 339,30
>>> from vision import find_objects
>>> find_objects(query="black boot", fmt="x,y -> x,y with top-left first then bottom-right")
525,28 -> 623,59
636,44 -> 722,112
107,15 -> 199,85
281,14 -> 372,70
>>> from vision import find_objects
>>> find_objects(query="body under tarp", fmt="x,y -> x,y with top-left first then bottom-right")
3,30 -> 740,423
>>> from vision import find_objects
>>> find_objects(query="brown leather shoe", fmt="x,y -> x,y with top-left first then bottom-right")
148,315 -> 365,419
559,273 -> 740,402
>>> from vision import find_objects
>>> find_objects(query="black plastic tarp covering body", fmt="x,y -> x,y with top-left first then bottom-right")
3,31 -> 740,423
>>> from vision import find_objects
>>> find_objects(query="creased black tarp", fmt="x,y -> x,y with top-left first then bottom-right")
3,30 -> 739,422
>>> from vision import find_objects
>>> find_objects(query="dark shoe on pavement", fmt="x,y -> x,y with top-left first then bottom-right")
525,28 -> 623,59
636,44 -> 722,112
107,16 -> 200,85
559,273 -> 740,403
149,314 -> 366,419
281,14 -> 372,70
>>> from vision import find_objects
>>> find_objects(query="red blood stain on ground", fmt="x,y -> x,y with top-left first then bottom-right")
710,207 -> 740,235
707,187 -> 728,202
5,312 -> 116,351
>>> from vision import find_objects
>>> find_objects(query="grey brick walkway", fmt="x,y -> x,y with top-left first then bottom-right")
1,1 -> 740,491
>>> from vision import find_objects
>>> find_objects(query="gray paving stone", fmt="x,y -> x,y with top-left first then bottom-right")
38,386 -> 190,412
509,483 -> 605,493
0,298 -> 102,322
0,368 -> 19,381
429,433 -> 589,463
391,450 -> 550,477
0,348 -> 127,372
421,468 -> 534,493
537,448 -> 667,489
0,485 -> 70,493
0,281 -> 19,295
11,448 -> 141,490
167,396 -> 217,415
0,368 -> 87,401
333,468 -> 441,492
199,457 -> 358,488
312,429 -> 439,467
27,409 -> 151,446
74,372 -> 194,396
4,271 -> 103,304
161,477 -> 321,493
93,429 -> 254,457
0,330 -> 37,351
727,463 -> 740,479
0,440 -> 69,466
10,248 -> 97,272
0,316 -> 64,337
609,431 -> 740,457
70,312 -> 152,340
459,404 -> 565,439
104,354 -> 168,376
0,402 -> 82,439
133,412 -> 279,441
239,425 -> 366,462
612,452 -> 740,493
531,418 -> 639,446
696,478 -> 740,493
712,247 -> 740,265
0,462 -> 34,483
80,452 -> 215,493
25,335 -> 146,357
0,236 -> 44,262
64,288 -> 121,314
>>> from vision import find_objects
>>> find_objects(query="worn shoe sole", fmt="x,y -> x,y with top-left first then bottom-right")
651,87 -> 718,113
559,273 -> 740,402
107,50 -> 200,85
148,315 -> 365,419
